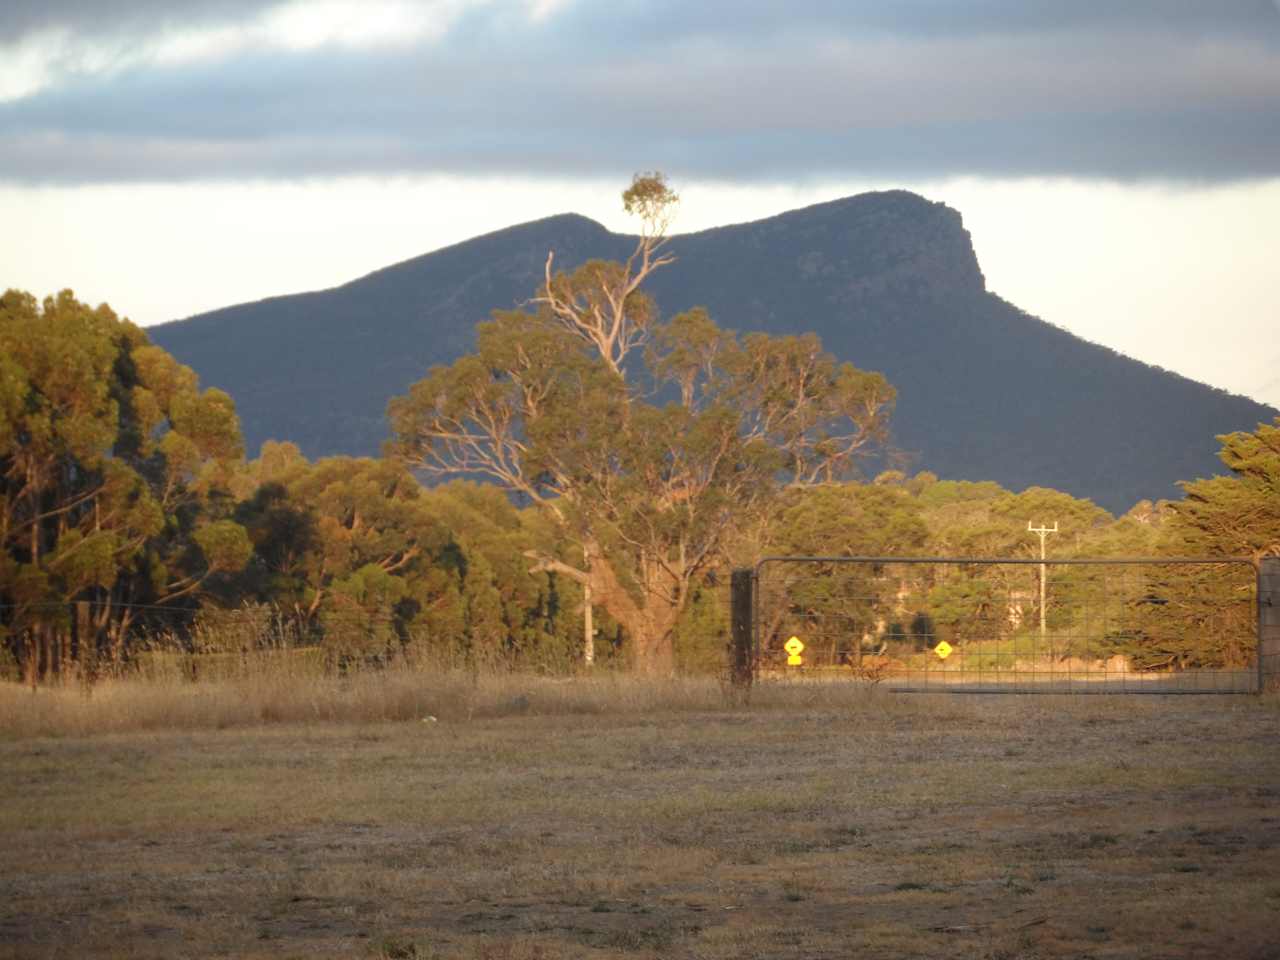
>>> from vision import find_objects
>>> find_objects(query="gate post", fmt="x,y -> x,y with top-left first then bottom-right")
729,569 -> 755,689
1260,557 -> 1280,693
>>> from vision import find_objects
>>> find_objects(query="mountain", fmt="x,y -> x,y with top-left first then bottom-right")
149,191 -> 1276,514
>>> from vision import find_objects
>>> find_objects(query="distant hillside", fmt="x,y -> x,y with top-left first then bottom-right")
150,191 -> 1276,514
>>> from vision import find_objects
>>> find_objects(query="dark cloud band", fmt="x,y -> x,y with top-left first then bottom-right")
1,0 -> 1278,184
1,0 -> 275,38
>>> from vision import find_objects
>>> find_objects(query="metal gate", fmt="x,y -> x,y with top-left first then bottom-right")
730,556 -> 1276,694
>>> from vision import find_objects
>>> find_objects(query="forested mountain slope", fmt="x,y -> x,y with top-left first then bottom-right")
150,191 -> 1276,513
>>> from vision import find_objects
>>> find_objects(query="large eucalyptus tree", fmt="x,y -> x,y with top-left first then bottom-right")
388,176 -> 896,672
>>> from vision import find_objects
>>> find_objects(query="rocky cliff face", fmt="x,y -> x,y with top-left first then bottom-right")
150,191 -> 1276,513
762,192 -> 985,299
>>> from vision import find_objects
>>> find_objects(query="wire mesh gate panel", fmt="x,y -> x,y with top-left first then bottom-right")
1263,557 -> 1280,692
748,557 -> 1261,694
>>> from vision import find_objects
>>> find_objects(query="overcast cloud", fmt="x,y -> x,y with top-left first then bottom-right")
2,0 -> 1278,184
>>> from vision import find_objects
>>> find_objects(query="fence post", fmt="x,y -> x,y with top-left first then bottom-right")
1260,557 -> 1280,693
730,569 -> 754,689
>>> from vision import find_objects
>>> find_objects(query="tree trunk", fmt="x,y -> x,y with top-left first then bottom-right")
60,628 -> 72,684
25,629 -> 38,692
531,542 -> 688,674
49,626 -> 63,682
109,615 -> 130,670
76,601 -> 96,691
585,552 -> 682,675
41,624 -> 54,685
627,611 -> 678,674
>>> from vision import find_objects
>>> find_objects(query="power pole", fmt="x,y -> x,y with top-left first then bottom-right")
582,545 -> 595,666
582,579 -> 594,666
1027,521 -> 1058,641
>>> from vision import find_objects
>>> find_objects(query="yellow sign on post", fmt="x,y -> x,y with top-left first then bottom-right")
784,636 -> 805,666
934,640 -> 953,660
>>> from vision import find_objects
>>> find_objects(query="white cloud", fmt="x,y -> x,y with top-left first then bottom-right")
0,31 -> 60,102
258,0 -> 479,52
525,0 -> 571,23
0,24 -> 163,102
0,0 -> 581,102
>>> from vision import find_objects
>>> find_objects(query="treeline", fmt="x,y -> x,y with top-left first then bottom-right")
3,280 -> 1277,683
0,291 -> 585,685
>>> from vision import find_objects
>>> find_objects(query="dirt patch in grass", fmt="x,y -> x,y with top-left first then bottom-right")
2,683 -> 1279,958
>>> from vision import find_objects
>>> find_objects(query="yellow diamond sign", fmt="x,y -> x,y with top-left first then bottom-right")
934,640 -> 953,660
784,636 -> 804,667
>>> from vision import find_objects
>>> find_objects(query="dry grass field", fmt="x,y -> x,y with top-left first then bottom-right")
2,673 -> 1280,959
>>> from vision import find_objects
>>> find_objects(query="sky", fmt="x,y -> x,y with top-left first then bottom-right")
2,0 -> 1278,410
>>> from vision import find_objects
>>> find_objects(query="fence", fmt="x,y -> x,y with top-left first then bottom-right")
729,556 -> 1279,694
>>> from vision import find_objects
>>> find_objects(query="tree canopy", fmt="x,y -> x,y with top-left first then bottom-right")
1,290 -> 249,684
1171,418 -> 1280,562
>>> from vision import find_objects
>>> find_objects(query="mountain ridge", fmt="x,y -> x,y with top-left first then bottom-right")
149,191 -> 1276,514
